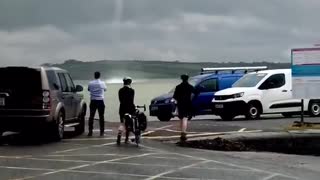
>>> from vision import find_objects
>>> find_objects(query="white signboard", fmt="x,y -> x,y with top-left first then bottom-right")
291,48 -> 320,99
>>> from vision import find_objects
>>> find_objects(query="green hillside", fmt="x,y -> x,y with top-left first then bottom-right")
43,60 -> 291,80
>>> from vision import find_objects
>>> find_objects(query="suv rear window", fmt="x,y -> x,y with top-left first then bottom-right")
0,67 -> 42,108
0,67 -> 42,94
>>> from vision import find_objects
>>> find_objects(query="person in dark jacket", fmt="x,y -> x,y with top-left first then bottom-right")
117,77 -> 135,145
173,74 -> 198,142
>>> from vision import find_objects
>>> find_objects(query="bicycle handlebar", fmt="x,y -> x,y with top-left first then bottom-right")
136,105 -> 146,112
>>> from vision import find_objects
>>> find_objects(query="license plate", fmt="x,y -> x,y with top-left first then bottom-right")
0,98 -> 5,106
215,104 -> 223,108
151,106 -> 158,111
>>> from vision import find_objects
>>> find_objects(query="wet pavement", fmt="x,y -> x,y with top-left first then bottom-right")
0,116 -> 319,180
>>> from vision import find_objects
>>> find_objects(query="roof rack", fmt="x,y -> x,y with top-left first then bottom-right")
200,66 -> 268,75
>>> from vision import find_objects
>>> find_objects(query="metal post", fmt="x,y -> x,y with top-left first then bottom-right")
301,99 -> 304,124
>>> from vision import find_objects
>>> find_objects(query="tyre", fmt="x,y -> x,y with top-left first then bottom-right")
245,102 -> 261,120
51,111 -> 65,141
220,114 -> 235,121
75,108 -> 86,135
157,115 -> 171,122
308,101 -> 320,117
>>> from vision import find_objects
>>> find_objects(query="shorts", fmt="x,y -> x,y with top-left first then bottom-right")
177,104 -> 192,119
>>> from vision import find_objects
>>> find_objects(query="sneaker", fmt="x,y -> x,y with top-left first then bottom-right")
180,133 -> 187,142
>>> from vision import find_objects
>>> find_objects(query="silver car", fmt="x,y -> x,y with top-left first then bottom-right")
0,66 -> 87,141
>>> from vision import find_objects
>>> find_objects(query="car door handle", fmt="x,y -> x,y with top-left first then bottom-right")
282,90 -> 288,92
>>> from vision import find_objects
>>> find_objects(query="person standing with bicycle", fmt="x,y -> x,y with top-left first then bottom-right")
117,77 -> 135,145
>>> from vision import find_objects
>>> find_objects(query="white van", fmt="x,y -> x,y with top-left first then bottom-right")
211,69 -> 320,121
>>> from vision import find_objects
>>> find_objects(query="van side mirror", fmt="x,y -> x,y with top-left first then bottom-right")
75,85 -> 83,92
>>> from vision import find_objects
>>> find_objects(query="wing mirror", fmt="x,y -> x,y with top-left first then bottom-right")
75,85 -> 83,92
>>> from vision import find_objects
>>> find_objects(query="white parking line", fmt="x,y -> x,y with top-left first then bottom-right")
238,128 -> 247,132
16,153 -> 156,180
46,153 -> 128,157
142,125 -> 174,136
0,166 -> 55,172
65,137 -> 116,141
52,142 -> 115,154
261,173 -> 282,180
209,160 -> 298,180
143,130 -> 263,140
144,160 -> 211,180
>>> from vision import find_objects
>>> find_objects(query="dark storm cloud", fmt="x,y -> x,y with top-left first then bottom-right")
0,0 -> 320,65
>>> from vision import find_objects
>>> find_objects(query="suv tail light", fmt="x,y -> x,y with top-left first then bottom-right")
42,90 -> 51,109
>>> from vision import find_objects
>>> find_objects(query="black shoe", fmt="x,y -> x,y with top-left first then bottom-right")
100,132 -> 104,136
116,134 -> 121,145
180,133 -> 187,142
87,132 -> 93,137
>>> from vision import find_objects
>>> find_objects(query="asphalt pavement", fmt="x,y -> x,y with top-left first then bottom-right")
0,115 -> 319,180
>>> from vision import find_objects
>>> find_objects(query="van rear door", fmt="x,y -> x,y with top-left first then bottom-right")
0,67 -> 43,109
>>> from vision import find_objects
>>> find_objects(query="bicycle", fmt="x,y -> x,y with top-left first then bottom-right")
117,105 -> 147,146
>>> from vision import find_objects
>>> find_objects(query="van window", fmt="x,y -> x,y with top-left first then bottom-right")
219,76 -> 240,90
259,73 -> 285,89
197,79 -> 218,92
233,73 -> 267,87
58,73 -> 69,92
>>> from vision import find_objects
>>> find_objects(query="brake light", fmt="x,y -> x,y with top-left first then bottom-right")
42,90 -> 51,109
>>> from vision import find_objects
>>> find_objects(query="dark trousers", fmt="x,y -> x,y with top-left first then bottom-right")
88,100 -> 105,133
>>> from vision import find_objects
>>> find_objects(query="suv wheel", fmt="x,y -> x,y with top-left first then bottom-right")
245,103 -> 261,120
75,109 -> 86,135
157,115 -> 171,122
309,101 -> 320,117
51,111 -> 65,141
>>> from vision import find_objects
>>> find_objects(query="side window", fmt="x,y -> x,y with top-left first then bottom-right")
259,74 -> 285,89
46,70 -> 59,90
219,76 -> 239,90
64,73 -> 75,92
197,79 -> 218,92
58,73 -> 69,92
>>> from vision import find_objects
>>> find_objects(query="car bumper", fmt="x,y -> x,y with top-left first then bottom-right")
149,104 -> 175,117
212,101 -> 248,116
0,109 -> 51,132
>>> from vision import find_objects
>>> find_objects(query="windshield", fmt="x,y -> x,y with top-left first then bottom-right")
233,73 -> 267,87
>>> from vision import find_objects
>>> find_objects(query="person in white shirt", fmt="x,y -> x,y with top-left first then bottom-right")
87,72 -> 107,136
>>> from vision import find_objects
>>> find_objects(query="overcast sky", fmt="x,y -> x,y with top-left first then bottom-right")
0,0 -> 320,66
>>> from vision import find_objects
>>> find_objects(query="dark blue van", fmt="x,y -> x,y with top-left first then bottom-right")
149,67 -> 267,121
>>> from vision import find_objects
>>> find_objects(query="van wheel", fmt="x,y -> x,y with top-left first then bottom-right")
157,115 -> 171,122
75,109 -> 86,135
51,111 -> 65,141
245,103 -> 261,120
220,114 -> 235,121
309,101 -> 320,117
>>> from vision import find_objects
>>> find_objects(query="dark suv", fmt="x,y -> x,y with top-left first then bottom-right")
0,66 -> 87,140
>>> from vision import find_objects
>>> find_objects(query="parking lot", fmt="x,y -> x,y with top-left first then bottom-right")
0,116 -> 320,180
